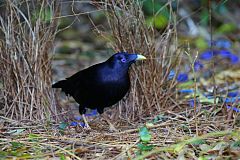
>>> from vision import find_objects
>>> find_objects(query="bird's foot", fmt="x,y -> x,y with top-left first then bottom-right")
81,114 -> 92,130
82,121 -> 91,130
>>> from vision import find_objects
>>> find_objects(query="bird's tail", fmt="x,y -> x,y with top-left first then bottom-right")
52,80 -> 67,88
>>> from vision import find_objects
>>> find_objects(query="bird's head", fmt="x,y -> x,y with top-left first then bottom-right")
107,52 -> 146,70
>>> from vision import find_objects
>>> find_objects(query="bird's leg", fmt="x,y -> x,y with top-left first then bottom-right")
79,106 -> 91,130
101,113 -> 118,132
82,114 -> 91,129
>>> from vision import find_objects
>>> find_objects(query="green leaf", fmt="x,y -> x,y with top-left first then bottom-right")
177,80 -> 194,89
59,122 -> 68,131
198,156 -> 208,160
137,143 -> 154,151
0,151 -> 7,158
190,139 -> 205,145
135,150 -> 142,156
199,94 -> 219,104
28,133 -> 40,142
230,140 -> 240,149
60,153 -> 66,160
216,23 -> 237,34
146,15 -> 168,29
10,142 -> 24,150
142,0 -> 165,15
195,37 -> 208,50
153,114 -> 166,123
139,127 -> 152,143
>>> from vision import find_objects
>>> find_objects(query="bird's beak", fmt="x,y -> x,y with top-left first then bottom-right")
136,54 -> 146,61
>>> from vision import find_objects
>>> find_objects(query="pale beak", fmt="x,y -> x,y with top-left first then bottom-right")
136,54 -> 147,60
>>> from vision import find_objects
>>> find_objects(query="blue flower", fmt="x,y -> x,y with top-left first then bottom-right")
188,99 -> 195,107
229,54 -> 239,64
218,50 -> 239,64
225,97 -> 240,103
194,61 -> 204,71
79,122 -> 85,127
188,99 -> 199,112
168,70 -> 175,80
219,50 -> 232,58
227,92 -> 238,97
179,89 -> 194,94
215,39 -> 231,48
70,121 -> 78,127
199,50 -> 214,60
177,73 -> 188,82
226,106 -> 240,113
226,106 -> 231,109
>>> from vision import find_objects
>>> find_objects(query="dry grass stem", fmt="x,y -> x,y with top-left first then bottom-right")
0,0 -> 60,121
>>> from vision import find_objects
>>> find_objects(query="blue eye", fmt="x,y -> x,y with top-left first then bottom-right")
121,58 -> 126,63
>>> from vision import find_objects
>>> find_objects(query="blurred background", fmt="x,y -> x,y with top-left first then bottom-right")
53,0 -> 240,80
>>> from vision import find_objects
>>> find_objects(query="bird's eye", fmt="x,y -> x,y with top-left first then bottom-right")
121,58 -> 126,63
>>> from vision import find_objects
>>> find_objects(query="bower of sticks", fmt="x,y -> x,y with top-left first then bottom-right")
0,1 -> 239,159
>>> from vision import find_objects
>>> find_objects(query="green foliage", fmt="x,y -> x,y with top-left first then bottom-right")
139,127 -> 152,143
195,37 -> 208,50
141,0 -> 169,17
230,140 -> 240,149
58,122 -> 69,135
0,151 -> 7,159
152,114 -> 166,123
177,80 -> 194,89
198,93 -> 219,104
59,122 -> 68,131
198,156 -> 208,160
134,131 -> 240,160
137,143 -> 154,151
60,153 -> 66,160
199,9 -> 208,26
216,23 -> 237,34
141,0 -> 169,29
136,126 -> 154,155
10,142 -> 24,150
146,15 -> 168,29
190,139 -> 205,145
28,133 -> 41,142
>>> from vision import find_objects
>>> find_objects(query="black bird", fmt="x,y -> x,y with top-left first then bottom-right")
52,52 -> 146,130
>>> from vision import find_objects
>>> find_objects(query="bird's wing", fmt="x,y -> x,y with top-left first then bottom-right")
65,63 -> 106,95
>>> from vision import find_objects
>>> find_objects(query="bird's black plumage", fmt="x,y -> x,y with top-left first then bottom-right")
52,52 -> 146,115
